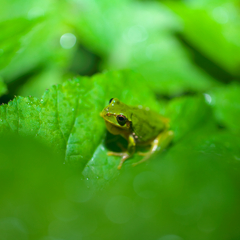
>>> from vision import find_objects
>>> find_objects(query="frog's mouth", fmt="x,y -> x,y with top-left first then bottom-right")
100,111 -> 115,118
104,119 -> 124,135
101,113 -> 119,127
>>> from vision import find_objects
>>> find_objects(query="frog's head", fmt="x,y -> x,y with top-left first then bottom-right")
100,98 -> 132,131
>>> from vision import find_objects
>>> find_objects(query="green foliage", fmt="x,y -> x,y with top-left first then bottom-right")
0,78 -> 7,97
1,0 -> 240,239
75,0 -> 218,94
210,83 -> 240,134
0,18 -> 37,70
1,126 -> 240,240
0,134 -> 66,239
0,70 -> 159,171
166,1 -> 240,76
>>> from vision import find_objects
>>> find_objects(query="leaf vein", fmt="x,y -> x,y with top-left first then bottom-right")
65,96 -> 79,159
57,88 -> 67,144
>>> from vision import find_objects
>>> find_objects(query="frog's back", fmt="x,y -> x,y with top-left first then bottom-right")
130,106 -> 168,143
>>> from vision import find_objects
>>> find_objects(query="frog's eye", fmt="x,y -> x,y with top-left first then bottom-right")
109,98 -> 114,104
116,115 -> 127,126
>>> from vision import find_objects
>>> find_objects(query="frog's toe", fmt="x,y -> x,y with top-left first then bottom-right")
137,151 -> 148,156
132,153 -> 152,167
117,153 -> 130,170
107,151 -> 124,157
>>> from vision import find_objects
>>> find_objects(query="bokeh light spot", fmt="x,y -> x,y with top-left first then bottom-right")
203,93 -> 212,104
198,216 -> 217,233
39,237 -> 61,240
136,198 -> 159,218
60,33 -> 77,49
212,7 -> 229,24
133,171 -> 160,199
105,196 -> 134,224
158,234 -> 183,240
52,199 -> 78,222
123,25 -> 148,44
0,217 -> 28,240
27,7 -> 45,19
48,209 -> 98,238
65,175 -> 94,202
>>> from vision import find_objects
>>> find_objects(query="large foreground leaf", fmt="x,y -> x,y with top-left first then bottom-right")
1,130 -> 240,240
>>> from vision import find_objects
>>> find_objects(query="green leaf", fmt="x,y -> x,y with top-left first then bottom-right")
0,70 -> 219,186
210,83 -> 240,133
0,18 -> 36,70
0,133 -> 67,239
166,1 -> 240,76
165,95 -> 213,142
0,3 -> 74,87
0,70 -> 159,171
0,78 -> 7,97
75,0 -> 217,95
1,129 -> 240,239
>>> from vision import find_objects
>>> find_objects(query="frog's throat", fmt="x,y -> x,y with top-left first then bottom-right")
104,120 -> 130,137
103,117 -> 131,128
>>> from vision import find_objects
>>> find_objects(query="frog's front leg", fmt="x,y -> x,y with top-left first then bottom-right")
133,130 -> 174,167
108,134 -> 136,170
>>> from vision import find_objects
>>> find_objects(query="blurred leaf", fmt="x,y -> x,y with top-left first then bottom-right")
0,17 -> 70,83
0,70 -> 159,170
1,129 -> 240,240
0,1 -> 77,96
0,1 -> 240,239
166,1 -> 240,76
210,83 -> 240,134
17,67 -> 63,98
74,0 -> 217,95
0,133 -> 66,239
105,133 -> 240,240
0,78 -> 7,97
0,18 -> 36,70
165,95 -> 213,142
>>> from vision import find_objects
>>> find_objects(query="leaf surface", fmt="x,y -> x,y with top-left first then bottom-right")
0,70 -> 158,171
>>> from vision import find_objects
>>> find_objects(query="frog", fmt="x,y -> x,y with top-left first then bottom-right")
100,98 -> 174,169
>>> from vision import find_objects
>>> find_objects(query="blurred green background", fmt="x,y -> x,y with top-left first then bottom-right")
0,0 -> 240,239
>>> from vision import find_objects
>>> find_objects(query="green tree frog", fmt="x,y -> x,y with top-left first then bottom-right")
100,98 -> 174,169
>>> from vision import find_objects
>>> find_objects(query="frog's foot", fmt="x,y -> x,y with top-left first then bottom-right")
137,151 -> 148,156
107,151 -> 130,170
132,153 -> 151,167
107,151 -> 125,157
133,130 -> 174,167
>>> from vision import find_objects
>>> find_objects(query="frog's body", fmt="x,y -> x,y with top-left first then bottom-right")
100,98 -> 173,169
